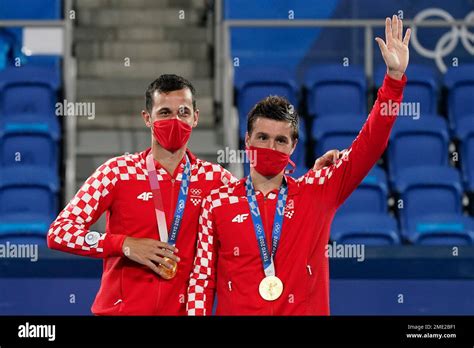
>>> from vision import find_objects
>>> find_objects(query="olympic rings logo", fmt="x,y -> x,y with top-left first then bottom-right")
274,223 -> 281,233
190,188 -> 202,196
410,8 -> 474,73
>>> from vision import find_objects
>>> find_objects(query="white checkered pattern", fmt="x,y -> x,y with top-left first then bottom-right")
118,153 -> 148,181
284,210 -> 295,219
191,161 -> 236,184
187,185 -> 241,315
48,151 -> 238,258
48,156 -> 122,254
190,198 -> 202,206
297,148 -> 352,186
47,152 -> 155,255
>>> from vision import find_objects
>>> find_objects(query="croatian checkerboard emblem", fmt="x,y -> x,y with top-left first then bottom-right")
190,188 -> 202,206
285,199 -> 295,219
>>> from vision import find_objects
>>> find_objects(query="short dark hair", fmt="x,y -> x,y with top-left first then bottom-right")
247,95 -> 299,142
145,74 -> 197,113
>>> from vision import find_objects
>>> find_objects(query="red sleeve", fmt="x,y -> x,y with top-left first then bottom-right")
47,157 -> 127,258
187,195 -> 217,315
301,73 -> 406,206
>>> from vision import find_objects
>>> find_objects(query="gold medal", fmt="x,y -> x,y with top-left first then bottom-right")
259,276 -> 283,301
159,257 -> 178,280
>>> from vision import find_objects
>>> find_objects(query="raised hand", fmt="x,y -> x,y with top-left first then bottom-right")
375,15 -> 411,80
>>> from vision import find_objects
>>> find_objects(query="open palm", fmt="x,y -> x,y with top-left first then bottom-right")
375,15 -> 411,79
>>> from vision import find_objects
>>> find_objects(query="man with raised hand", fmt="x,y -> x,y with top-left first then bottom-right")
47,74 -> 338,315
187,16 -> 410,315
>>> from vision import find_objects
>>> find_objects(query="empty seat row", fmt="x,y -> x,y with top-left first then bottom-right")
331,213 -> 474,246
234,64 -> 474,138
332,165 -> 473,245
312,115 -> 474,190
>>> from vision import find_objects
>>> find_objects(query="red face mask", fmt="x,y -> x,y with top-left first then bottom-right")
246,146 -> 295,176
152,119 -> 192,152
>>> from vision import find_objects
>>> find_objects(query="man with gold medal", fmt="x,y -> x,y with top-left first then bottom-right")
187,16 -> 411,315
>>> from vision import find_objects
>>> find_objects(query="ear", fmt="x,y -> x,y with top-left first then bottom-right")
142,110 -> 152,128
289,138 -> 298,156
192,109 -> 199,128
245,132 -> 250,148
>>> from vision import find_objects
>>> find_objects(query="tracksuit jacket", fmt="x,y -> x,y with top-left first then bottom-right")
47,148 -> 235,315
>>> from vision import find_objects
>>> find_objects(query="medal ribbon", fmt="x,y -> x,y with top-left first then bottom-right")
245,175 -> 288,277
146,152 -> 191,245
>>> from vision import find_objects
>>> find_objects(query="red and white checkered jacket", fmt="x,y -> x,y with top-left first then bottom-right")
187,74 -> 406,315
47,147 -> 236,315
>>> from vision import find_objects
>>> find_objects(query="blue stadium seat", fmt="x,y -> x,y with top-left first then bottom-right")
0,0 -> 61,19
331,213 -> 400,245
394,166 -> 463,232
0,35 -> 10,69
0,28 -> 23,65
405,214 -> 474,245
234,66 -> 299,140
312,115 -> 365,156
0,166 -> 59,221
388,116 -> 449,183
0,66 -> 60,116
24,55 -> 62,71
0,212 -> 53,241
337,166 -> 389,215
293,119 -> 307,168
374,64 -> 438,115
0,115 -> 60,168
444,64 -> 474,130
304,64 -> 367,118
0,29 -> 62,71
454,117 -> 474,191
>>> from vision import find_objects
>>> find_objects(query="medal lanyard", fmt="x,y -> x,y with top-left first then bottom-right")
245,175 -> 288,277
146,152 -> 191,245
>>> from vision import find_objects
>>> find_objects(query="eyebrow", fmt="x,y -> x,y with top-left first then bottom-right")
157,107 -> 172,113
275,135 -> 289,142
157,106 -> 191,113
255,132 -> 289,140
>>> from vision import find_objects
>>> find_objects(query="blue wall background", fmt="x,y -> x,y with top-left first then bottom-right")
1,246 -> 474,315
1,278 -> 474,315
226,0 -> 474,83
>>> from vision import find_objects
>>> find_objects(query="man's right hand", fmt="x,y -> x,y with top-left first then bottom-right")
122,237 -> 180,277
